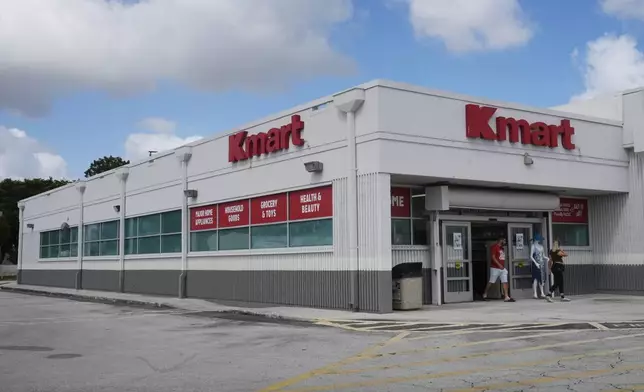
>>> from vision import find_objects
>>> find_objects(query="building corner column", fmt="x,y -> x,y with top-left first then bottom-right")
75,181 -> 87,290
175,147 -> 193,299
17,203 -> 25,284
334,88 -> 365,311
115,168 -> 129,293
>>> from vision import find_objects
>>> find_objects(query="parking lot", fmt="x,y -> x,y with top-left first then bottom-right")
2,291 -> 644,391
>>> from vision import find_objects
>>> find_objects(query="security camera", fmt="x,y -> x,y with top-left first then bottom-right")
113,205 -> 121,213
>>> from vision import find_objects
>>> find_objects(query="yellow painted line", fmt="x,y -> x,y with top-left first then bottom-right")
330,331 -> 644,375
396,330 -> 576,355
258,331 -> 408,392
283,345 -> 644,392
314,321 -> 364,332
602,384 -> 644,392
590,321 -> 610,331
362,322 -> 423,330
447,364 -> 644,392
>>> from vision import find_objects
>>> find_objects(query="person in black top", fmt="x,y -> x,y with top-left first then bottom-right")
546,240 -> 571,302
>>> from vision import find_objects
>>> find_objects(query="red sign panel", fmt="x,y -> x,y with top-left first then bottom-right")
251,193 -> 288,224
289,185 -> 333,221
553,198 -> 588,223
218,200 -> 250,228
391,187 -> 411,218
190,205 -> 217,231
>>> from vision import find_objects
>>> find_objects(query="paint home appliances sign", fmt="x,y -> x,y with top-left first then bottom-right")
228,115 -> 305,163
465,104 -> 576,150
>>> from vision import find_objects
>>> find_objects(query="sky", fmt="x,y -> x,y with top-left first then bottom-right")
1,0 -> 644,180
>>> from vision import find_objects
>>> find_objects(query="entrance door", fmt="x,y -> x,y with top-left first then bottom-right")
442,222 -> 473,303
507,223 -> 534,299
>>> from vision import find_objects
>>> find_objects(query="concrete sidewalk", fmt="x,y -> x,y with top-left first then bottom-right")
2,282 -> 644,324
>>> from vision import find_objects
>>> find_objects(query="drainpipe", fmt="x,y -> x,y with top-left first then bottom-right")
175,147 -> 193,298
334,88 -> 365,311
115,168 -> 129,292
75,181 -> 87,290
17,203 -> 25,284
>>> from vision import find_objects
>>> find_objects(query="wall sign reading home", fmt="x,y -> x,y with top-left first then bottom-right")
228,115 -> 305,163
190,205 -> 217,231
465,104 -> 576,150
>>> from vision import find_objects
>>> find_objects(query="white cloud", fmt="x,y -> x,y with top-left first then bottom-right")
0,0 -> 355,116
573,34 -> 644,100
125,118 -> 202,161
600,0 -> 644,20
0,126 -> 67,179
405,0 -> 533,52
137,118 -> 177,134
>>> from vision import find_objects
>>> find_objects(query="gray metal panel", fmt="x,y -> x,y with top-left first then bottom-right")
596,264 -> 644,292
82,270 -> 119,292
20,269 -> 76,288
422,268 -> 433,305
124,270 -> 180,296
561,264 -> 596,295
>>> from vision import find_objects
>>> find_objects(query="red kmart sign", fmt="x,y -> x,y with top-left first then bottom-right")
228,115 -> 305,163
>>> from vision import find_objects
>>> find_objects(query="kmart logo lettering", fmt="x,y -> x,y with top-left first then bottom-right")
228,115 -> 305,162
465,104 -> 576,150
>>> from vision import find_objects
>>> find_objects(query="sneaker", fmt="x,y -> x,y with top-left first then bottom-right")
561,297 -> 571,302
545,296 -> 554,303
533,295 -> 539,299
504,298 -> 516,303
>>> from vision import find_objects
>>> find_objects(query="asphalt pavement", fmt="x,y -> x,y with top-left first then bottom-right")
2,290 -> 644,391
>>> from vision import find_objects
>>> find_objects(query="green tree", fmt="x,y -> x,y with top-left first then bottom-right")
84,155 -> 130,178
0,178 -> 70,263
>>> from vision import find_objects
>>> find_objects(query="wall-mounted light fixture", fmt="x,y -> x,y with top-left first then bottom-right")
60,222 -> 70,231
26,223 -> 34,229
304,161 -> 323,173
184,189 -> 198,198
113,205 -> 121,213
523,153 -> 534,166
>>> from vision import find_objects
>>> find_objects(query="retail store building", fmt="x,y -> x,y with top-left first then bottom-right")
16,80 -> 644,313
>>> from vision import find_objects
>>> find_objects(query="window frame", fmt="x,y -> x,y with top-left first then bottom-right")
391,188 -> 429,248
124,210 -> 183,256
551,197 -> 591,250
83,220 -> 120,258
39,226 -> 79,261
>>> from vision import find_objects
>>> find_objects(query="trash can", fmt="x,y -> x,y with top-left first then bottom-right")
392,262 -> 423,310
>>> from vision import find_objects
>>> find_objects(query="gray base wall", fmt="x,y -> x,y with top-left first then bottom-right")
19,269 -> 393,313
20,264 -> 640,311
187,270 -> 392,313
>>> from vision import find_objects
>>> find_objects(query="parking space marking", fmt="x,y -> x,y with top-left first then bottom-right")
602,384 -> 644,391
258,332 -> 408,392
284,344 -> 644,392
329,331 -> 644,375
447,364 -> 644,392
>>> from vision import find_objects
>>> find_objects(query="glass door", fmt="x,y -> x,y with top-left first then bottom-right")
508,223 -> 533,299
442,222 -> 473,303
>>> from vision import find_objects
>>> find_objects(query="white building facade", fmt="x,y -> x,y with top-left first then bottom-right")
16,80 -> 642,313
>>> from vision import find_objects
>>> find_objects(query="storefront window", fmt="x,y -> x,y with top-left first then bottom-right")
124,210 -> 182,255
39,226 -> 79,259
391,187 -> 428,246
552,224 -> 589,247
289,219 -> 332,247
219,227 -> 250,250
40,228 -> 78,259
190,230 -> 218,252
392,219 -> 412,245
552,198 -> 590,247
252,224 -> 288,249
84,220 -> 119,257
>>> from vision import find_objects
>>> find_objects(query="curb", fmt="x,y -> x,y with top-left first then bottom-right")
0,285 -> 174,310
0,285 -> 311,325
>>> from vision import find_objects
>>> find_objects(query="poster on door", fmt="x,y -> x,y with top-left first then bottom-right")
453,232 -> 462,251
516,233 -> 524,251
